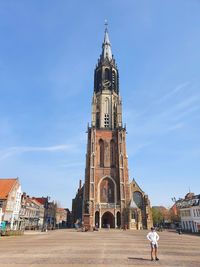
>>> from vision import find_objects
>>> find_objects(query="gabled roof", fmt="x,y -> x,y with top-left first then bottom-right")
32,197 -> 48,205
131,178 -> 144,193
0,178 -> 18,199
31,198 -> 44,207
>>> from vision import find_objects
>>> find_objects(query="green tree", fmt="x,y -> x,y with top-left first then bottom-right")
152,207 -> 164,226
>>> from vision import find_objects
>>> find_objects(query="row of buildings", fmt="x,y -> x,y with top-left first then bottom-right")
152,192 -> 200,234
0,178 -> 71,231
173,193 -> 200,233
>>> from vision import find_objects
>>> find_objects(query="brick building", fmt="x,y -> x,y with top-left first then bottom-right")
32,197 -> 57,229
0,178 -> 22,230
56,208 -> 67,228
72,25 -> 152,230
72,180 -> 84,226
19,193 -> 45,230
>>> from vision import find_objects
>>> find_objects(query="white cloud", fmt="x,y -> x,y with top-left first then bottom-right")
156,81 -> 190,104
126,81 -> 200,139
0,144 -> 74,161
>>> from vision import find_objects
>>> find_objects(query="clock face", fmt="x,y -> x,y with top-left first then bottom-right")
103,80 -> 111,88
133,191 -> 143,209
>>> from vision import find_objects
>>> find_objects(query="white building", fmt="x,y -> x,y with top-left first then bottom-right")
176,193 -> 200,233
0,178 -> 22,230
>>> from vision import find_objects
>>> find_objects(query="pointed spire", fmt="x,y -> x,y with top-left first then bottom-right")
102,20 -> 112,61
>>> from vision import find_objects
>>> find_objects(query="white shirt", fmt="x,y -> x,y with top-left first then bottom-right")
147,231 -> 159,246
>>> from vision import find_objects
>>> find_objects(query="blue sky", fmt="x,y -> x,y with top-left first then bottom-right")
0,0 -> 200,208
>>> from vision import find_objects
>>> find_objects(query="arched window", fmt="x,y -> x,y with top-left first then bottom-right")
105,68 -> 110,80
99,139 -> 104,167
133,191 -> 143,209
100,177 -> 115,203
110,140 -> 115,167
105,98 -> 109,113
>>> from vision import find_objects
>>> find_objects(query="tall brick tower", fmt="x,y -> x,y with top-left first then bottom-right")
83,25 -> 131,229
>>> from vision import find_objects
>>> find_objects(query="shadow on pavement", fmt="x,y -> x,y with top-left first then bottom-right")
128,257 -> 151,261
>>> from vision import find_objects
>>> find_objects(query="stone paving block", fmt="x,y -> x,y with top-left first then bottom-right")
0,229 -> 200,267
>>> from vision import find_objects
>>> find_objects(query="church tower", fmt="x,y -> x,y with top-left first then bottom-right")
83,25 -> 131,229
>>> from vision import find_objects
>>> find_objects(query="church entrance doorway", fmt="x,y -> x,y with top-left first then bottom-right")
101,211 -> 115,228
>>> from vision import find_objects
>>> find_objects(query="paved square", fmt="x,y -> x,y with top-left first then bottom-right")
0,229 -> 200,267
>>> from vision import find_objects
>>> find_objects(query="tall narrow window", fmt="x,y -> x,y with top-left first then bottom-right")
90,169 -> 94,182
104,114 -> 109,128
91,184 -> 94,198
91,153 -> 95,167
105,98 -> 109,113
105,68 -> 110,80
121,184 -> 125,199
110,140 -> 115,167
104,98 -> 109,128
120,154 -> 123,167
99,139 -> 104,167
112,70 -> 116,88
114,104 -> 117,128
96,112 -> 100,128
97,70 -> 101,90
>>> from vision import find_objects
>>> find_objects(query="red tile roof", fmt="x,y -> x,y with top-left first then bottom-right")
0,178 -> 18,199
31,198 -> 44,206
32,197 -> 48,205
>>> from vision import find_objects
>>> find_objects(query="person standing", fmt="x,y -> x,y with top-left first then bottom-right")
147,227 -> 159,261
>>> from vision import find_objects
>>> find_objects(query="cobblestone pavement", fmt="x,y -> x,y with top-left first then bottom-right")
0,229 -> 200,267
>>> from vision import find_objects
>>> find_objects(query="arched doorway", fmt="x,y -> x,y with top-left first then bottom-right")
101,211 -> 115,228
116,211 -> 121,228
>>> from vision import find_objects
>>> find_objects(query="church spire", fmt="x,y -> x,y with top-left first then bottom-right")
94,22 -> 119,95
92,22 -> 122,129
102,21 -> 112,61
